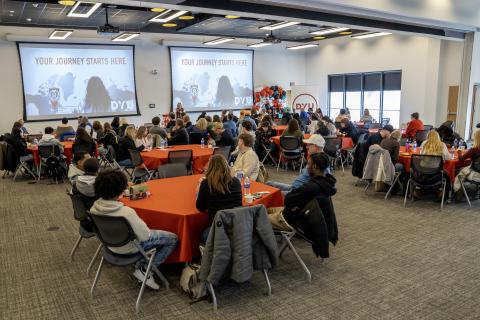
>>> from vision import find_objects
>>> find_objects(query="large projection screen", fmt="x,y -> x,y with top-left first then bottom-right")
18,42 -> 139,122
170,47 -> 253,112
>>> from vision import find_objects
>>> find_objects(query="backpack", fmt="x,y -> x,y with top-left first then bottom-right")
179,263 -> 207,299
45,155 -> 67,181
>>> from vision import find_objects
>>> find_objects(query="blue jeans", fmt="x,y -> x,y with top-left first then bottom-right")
266,181 -> 292,195
395,163 -> 404,172
117,158 -> 133,167
135,230 -> 178,269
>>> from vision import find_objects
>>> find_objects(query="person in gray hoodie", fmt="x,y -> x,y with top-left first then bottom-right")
73,158 -> 99,199
38,127 -> 64,153
90,169 -> 178,290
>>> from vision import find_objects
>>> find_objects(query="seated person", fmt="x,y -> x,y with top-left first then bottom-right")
56,117 -> 75,140
420,130 -> 451,161
168,119 -> 189,145
166,112 -> 176,129
281,119 -> 303,139
307,113 -> 319,134
118,118 -> 129,137
17,119 -> 29,135
38,127 -> 64,153
98,122 -> 118,153
68,151 -> 91,182
72,158 -> 100,208
5,127 -> 33,164
72,127 -> 96,156
78,116 -> 93,136
214,122 -> 235,151
149,116 -> 167,139
90,169 -> 178,290
117,127 -> 144,167
405,112 -> 424,139
360,109 -> 373,123
223,113 -> 238,137
92,121 -> 104,141
454,129 -> 480,194
321,116 -> 337,137
365,125 -> 393,151
239,120 -> 256,142
183,115 -> 193,131
339,118 -> 358,141
134,126 -> 152,150
196,155 -> 243,242
437,120 -> 462,146
255,120 -> 277,158
293,113 -> 306,132
231,133 -> 261,181
190,118 -> 209,137
380,129 -> 402,171
334,109 -> 349,123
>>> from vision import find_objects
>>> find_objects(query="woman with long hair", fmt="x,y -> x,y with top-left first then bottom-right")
454,130 -> 480,193
117,126 -> 144,166
421,130 -> 450,160
196,154 -> 243,241
191,118 -> 208,138
73,127 -> 96,156
135,126 -> 152,149
281,118 -> 303,139
98,122 -> 118,154
92,120 -> 104,141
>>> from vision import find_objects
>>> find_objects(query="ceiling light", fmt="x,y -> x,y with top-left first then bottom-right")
310,27 -> 349,36
339,31 -> 352,35
149,10 -> 188,23
352,32 -> 392,39
67,1 -> 101,18
9,10 -> 15,13
203,37 -> 235,45
112,32 -> 140,42
225,15 -> 240,19
58,0 -> 76,5
150,7 -> 166,13
247,42 -> 272,48
179,15 -> 195,20
26,18 -> 32,22
313,36 -> 326,40
162,23 -> 177,27
49,29 -> 73,40
287,43 -> 319,50
260,21 -> 300,31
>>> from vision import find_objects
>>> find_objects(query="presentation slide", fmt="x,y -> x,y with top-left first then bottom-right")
18,43 -> 139,121
170,47 -> 253,112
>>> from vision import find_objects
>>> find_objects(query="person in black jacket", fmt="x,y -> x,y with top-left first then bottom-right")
116,126 -> 144,167
365,124 -> 393,151
339,118 -> 358,141
168,119 -> 189,145
72,127 -> 96,156
213,122 -> 235,151
5,127 -> 33,163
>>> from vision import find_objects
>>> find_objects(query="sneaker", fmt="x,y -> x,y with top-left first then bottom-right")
133,268 -> 160,290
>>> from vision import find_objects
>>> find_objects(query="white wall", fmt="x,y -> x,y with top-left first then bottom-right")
304,34 -> 464,127
0,26 -> 306,134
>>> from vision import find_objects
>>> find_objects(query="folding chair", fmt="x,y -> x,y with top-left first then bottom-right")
37,145 -> 64,183
213,146 -> 231,161
404,155 -> 446,209
385,171 -> 402,200
128,149 -> 155,183
324,137 -> 344,174
277,136 -> 305,173
89,214 -> 169,315
458,154 -> 480,208
275,229 -> 312,283
261,144 -> 277,166
167,149 -> 193,174
9,145 -> 37,182
157,163 -> 188,179
415,130 -> 429,144
68,194 -> 101,276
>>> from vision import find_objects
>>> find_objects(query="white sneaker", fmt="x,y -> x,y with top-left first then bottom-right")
133,268 -> 160,290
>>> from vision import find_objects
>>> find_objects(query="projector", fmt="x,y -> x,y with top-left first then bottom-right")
264,34 -> 282,44
97,24 -> 120,35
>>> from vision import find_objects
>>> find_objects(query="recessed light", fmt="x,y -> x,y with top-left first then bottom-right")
260,21 -> 300,31
352,32 -> 392,39
313,36 -> 326,40
67,1 -> 102,18
58,0 -> 76,5
26,18 -> 32,22
339,31 -> 352,35
225,15 -> 240,19
150,7 -> 166,12
287,43 -> 319,50
247,42 -> 272,48
49,29 -> 74,40
149,10 -> 188,23
310,27 -> 349,36
204,37 -> 235,45
179,15 -> 195,20
112,32 -> 140,42
162,23 -> 177,27
9,10 -> 15,13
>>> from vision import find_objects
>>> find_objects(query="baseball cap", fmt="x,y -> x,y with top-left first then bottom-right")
382,124 -> 394,133
303,134 -> 325,148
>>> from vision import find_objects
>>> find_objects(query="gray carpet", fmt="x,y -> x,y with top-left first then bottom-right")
1,168 -> 480,320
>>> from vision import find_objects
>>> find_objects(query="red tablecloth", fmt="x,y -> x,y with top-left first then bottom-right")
141,145 -> 214,174
275,125 -> 287,136
29,141 -> 74,165
397,147 -> 471,182
120,175 -> 284,263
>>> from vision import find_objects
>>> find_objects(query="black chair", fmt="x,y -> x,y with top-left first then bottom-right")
128,149 -> 155,183
415,130 -> 429,144
37,144 -> 64,183
458,154 -> 480,208
68,194 -> 101,276
213,146 -> 231,161
324,137 -> 344,174
424,125 -> 434,131
404,155 -> 446,209
89,214 -> 169,314
189,132 -> 204,145
277,136 -> 305,173
369,122 -> 381,129
167,149 -> 193,173
157,163 -> 188,179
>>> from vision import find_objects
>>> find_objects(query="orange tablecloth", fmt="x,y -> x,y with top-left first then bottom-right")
120,175 -> 284,263
275,125 -> 287,136
397,146 -> 471,182
141,145 -> 214,174
29,141 -> 74,165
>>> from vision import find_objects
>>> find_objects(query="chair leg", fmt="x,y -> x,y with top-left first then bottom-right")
70,235 -> 83,261
276,156 -> 281,172
441,180 -> 447,209
87,244 -> 102,276
364,181 -> 370,194
460,179 -> 472,208
263,269 -> 272,296
385,174 -> 401,200
206,281 -> 217,312
135,251 -> 156,315
90,256 -> 104,299
404,179 -> 411,207
280,233 -> 311,283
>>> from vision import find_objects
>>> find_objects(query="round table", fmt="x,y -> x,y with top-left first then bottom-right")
274,125 -> 288,136
120,175 -> 284,263
141,145 -> 214,174
28,141 -> 74,165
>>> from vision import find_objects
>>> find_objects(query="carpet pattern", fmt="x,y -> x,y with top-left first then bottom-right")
1,168 -> 480,320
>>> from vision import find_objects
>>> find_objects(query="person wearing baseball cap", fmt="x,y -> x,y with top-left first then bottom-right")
365,124 -> 394,151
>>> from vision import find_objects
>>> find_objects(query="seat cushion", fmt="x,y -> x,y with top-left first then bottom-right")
102,248 -> 143,266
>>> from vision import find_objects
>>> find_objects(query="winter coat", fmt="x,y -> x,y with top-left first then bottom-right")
199,205 -> 279,285
352,133 -> 369,178
362,144 -> 395,185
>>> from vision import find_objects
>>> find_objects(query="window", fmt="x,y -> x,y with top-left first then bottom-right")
328,71 -> 402,128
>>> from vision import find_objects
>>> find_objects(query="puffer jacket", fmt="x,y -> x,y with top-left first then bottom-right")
362,144 -> 395,185
199,205 -> 279,285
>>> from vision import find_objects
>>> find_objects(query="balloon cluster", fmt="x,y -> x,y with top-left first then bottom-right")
254,85 -> 287,110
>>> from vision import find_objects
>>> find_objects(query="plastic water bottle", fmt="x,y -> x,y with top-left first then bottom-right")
453,138 -> 459,149
412,141 -> 417,152
243,176 -> 251,196
201,138 -> 205,148
450,146 -> 455,159
33,138 -> 38,145
236,170 -> 244,181
164,139 -> 168,148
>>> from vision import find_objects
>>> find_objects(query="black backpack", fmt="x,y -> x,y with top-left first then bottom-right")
45,155 -> 67,181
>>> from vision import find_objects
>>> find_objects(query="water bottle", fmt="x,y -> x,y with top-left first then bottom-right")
243,176 -> 251,196
236,170 -> 244,181
412,141 -> 417,152
164,139 -> 168,148
160,139 -> 165,149
33,138 -> 38,145
201,138 -> 205,148
450,146 -> 455,159
453,138 -> 459,149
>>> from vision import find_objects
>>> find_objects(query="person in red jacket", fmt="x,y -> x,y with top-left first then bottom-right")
405,112 -> 424,139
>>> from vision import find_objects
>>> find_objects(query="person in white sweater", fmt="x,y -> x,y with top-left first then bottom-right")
231,133 -> 260,181
90,169 -> 177,290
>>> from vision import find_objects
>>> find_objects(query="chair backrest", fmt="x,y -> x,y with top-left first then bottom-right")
415,130 -> 429,143
471,153 -> 480,173
189,132 -> 203,145
167,149 -> 193,170
69,193 -> 89,221
38,144 -> 61,159
128,149 -> 144,167
150,134 -> 162,148
424,125 -> 433,131
90,214 -> 136,247
157,163 -> 188,179
26,134 -> 43,143
324,137 -> 342,155
369,123 -> 381,129
59,132 -> 75,142
107,144 -> 117,161
381,118 -> 390,126
279,136 -> 301,151
411,154 -> 443,176
213,146 -> 231,160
